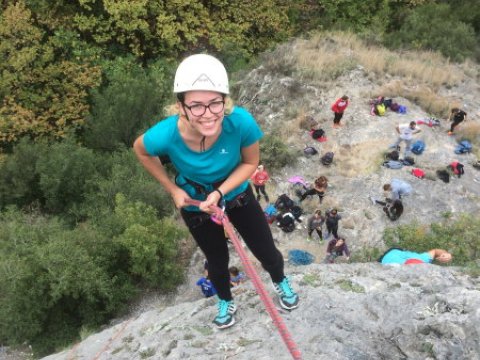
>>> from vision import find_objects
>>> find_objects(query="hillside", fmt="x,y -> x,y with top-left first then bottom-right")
41,34 -> 480,360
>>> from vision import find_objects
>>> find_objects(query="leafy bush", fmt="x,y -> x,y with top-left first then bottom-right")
386,3 -> 477,62
83,57 -> 174,152
259,134 -> 297,171
383,214 -> 480,266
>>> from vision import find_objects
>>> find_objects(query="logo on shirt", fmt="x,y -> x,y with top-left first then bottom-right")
219,148 -> 229,155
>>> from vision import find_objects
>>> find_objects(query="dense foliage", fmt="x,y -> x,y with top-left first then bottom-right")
1,0 -> 479,356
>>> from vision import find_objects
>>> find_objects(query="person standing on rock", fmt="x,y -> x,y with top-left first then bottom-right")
331,95 -> 349,128
448,107 -> 467,135
307,209 -> 325,242
133,54 -> 299,330
389,121 -> 421,156
325,208 -> 341,239
251,164 -> 270,203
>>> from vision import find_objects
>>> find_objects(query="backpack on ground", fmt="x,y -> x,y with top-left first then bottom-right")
454,140 -> 472,154
274,194 -> 295,211
398,105 -> 407,114
448,161 -> 464,178
383,199 -> 403,221
411,168 -> 425,179
264,203 -> 277,224
303,145 -> 318,157
390,103 -> 400,112
277,213 -> 295,233
385,150 -> 400,161
410,140 -> 426,155
321,152 -> 334,166
436,169 -> 450,183
376,103 -> 386,116
291,205 -> 303,220
402,156 -> 415,166
311,128 -> 325,140
384,99 -> 393,108
383,160 -> 403,169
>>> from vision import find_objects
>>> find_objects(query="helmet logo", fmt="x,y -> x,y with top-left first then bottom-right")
192,73 -> 215,88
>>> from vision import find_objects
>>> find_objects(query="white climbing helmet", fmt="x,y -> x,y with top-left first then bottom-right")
173,54 -> 229,94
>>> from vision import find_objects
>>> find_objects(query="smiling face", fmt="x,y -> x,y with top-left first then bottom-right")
179,90 -> 225,137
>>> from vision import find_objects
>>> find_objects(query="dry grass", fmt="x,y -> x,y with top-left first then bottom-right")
335,140 -> 389,177
291,32 -> 468,89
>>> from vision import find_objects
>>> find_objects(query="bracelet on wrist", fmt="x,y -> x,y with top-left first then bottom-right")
214,188 -> 224,199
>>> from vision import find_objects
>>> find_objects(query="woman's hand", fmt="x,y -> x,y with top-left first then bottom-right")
199,190 -> 222,213
171,187 -> 192,209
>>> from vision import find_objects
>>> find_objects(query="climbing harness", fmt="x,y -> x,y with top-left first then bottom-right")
186,199 -> 302,360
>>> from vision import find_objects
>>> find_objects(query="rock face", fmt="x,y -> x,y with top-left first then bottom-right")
43,263 -> 480,360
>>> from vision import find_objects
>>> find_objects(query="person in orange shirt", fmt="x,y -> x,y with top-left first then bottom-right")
251,164 -> 270,202
331,95 -> 349,128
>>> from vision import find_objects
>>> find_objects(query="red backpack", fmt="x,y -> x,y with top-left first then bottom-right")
411,168 -> 425,179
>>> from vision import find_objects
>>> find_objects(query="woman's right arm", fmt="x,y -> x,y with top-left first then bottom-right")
133,135 -> 190,208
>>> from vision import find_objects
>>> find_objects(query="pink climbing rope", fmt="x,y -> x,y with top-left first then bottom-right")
186,199 -> 302,360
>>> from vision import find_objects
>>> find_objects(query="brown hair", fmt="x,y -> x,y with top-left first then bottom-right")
315,176 -> 328,187
229,266 -> 239,277
341,95 -> 349,100
383,184 -> 392,191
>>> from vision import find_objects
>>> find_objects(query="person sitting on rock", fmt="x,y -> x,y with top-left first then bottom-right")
370,197 -> 403,221
383,179 -> 412,200
324,237 -> 350,263
229,266 -> 246,287
380,248 -> 452,265
196,268 -> 217,298
299,176 -> 328,204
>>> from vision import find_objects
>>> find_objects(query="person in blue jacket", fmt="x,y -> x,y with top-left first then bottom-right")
133,54 -> 299,330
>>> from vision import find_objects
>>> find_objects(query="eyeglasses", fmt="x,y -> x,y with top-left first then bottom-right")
183,100 -> 225,117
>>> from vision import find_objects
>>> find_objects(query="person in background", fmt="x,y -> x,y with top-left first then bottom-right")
307,209 -> 325,242
196,268 -> 217,298
380,248 -> 452,265
448,108 -> 467,135
324,237 -> 350,263
371,198 -> 403,221
299,176 -> 328,204
251,164 -> 270,202
331,95 -> 349,128
133,54 -> 299,330
383,179 -> 412,200
389,121 -> 421,156
325,208 -> 341,239
229,266 -> 246,287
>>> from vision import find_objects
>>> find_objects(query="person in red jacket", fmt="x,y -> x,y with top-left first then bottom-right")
251,164 -> 270,202
331,95 -> 349,128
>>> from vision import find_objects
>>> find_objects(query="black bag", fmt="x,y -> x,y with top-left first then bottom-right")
278,213 -> 295,233
275,194 -> 294,211
402,156 -> 415,166
303,146 -> 318,157
436,169 -> 450,183
291,205 -> 303,220
385,150 -> 399,161
321,152 -> 334,166
311,129 -> 325,139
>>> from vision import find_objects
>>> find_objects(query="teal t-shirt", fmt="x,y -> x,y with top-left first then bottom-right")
381,249 -> 432,265
143,106 -> 263,208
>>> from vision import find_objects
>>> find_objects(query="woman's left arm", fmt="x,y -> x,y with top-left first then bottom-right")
198,142 -> 259,212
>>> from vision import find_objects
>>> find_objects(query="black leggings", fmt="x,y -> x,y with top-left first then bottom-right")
308,228 -> 323,240
450,120 -> 463,132
253,184 -> 269,201
181,186 -> 284,301
333,112 -> 343,124
299,188 -> 325,203
326,222 -> 338,239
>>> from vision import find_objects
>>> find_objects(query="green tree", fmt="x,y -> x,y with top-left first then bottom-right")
386,3 -> 477,61
0,2 -> 101,147
83,56 -> 174,151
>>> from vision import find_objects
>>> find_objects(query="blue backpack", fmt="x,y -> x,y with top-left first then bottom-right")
454,140 -> 472,154
410,140 -> 425,155
383,160 -> 404,169
398,105 -> 407,114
